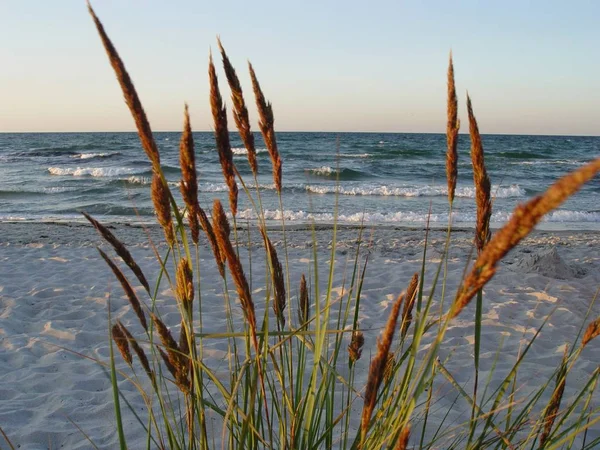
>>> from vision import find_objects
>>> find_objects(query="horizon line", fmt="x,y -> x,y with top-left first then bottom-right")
1,130 -> 599,138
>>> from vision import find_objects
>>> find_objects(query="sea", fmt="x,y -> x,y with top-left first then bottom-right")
0,132 -> 598,231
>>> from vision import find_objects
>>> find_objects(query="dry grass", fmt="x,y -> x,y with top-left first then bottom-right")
151,173 -> 175,246
249,62 -> 282,192
467,94 -> 492,253
361,291 -> 405,441
179,104 -> 201,244
209,54 -> 239,216
217,38 -> 258,176
451,155 -> 600,319
446,52 -> 459,205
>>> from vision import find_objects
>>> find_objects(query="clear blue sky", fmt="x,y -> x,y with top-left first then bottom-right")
1,1 -> 598,135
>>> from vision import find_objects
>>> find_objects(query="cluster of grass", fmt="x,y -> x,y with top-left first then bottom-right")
5,3 -> 597,449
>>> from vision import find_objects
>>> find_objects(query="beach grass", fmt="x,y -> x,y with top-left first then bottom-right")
13,4 -> 597,449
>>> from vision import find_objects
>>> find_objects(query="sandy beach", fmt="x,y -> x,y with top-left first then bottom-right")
1,221 -> 599,448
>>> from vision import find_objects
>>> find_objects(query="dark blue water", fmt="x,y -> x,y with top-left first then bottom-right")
0,132 -> 598,229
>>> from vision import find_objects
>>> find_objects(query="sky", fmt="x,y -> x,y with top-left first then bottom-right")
0,1 -> 599,135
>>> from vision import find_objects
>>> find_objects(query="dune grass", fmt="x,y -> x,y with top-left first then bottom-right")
44,4 -> 600,449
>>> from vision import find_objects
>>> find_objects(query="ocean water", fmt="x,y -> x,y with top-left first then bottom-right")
0,132 -> 598,230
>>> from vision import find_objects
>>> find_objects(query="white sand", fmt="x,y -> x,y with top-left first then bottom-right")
1,222 -> 599,448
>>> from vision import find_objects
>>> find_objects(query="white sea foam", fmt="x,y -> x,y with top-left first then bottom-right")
340,153 -> 370,158
509,160 -> 583,166
307,166 -> 338,176
305,184 -> 525,198
234,208 -> 600,224
48,167 -> 144,177
70,152 -> 117,160
231,147 -> 268,156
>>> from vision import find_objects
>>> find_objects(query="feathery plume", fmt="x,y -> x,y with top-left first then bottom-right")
401,273 -> 419,339
262,230 -> 286,327
217,38 -> 258,176
176,258 -> 194,315
87,3 -> 160,169
348,330 -> 365,364
98,248 -> 148,332
361,292 -> 405,440
446,52 -> 460,205
119,322 -> 154,384
249,62 -> 282,192
209,53 -> 238,215
151,313 -> 189,393
582,316 -> 600,347
539,346 -> 569,447
197,207 -> 225,277
299,274 -> 310,325
383,351 -> 396,383
467,94 -> 492,253
179,104 -> 201,244
112,322 -> 132,365
451,156 -> 600,319
82,212 -> 150,294
394,423 -> 411,450
151,173 -> 175,246
212,200 -> 259,351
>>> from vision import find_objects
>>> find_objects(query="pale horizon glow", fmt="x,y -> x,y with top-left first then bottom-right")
1,1 -> 599,136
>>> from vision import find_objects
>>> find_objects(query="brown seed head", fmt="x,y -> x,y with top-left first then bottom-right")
262,230 -> 286,327
151,313 -> 189,393
582,317 -> 600,348
212,200 -> 258,351
179,104 -> 201,244
401,273 -> 419,339
176,258 -> 194,314
217,38 -> 258,176
451,156 -> 600,319
151,173 -> 175,246
299,274 -> 310,325
209,53 -> 238,215
83,212 -> 150,294
446,52 -> 460,205
112,322 -> 132,365
197,207 -> 225,277
348,330 -> 365,363
467,94 -> 492,253
87,3 -> 160,169
394,423 -> 411,450
98,248 -> 148,332
361,291 -> 405,438
539,346 -> 569,447
118,322 -> 154,384
249,62 -> 282,192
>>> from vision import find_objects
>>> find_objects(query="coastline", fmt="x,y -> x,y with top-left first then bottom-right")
1,221 -> 599,447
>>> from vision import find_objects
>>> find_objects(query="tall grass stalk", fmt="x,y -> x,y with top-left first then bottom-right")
79,3 -> 600,449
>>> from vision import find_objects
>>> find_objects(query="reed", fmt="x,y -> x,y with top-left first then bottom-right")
446,52 -> 459,205
111,323 -> 132,366
539,346 -> 569,447
217,38 -> 258,176
118,322 -> 154,384
87,3 -> 160,170
400,273 -> 419,339
348,330 -> 365,363
209,54 -> 238,216
262,230 -> 286,327
361,291 -> 405,443
179,104 -> 201,244
249,62 -> 282,192
98,248 -> 148,332
82,6 -> 600,449
451,155 -> 600,319
212,200 -> 258,349
151,173 -> 175,246
82,212 -> 150,293
467,94 -> 492,253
